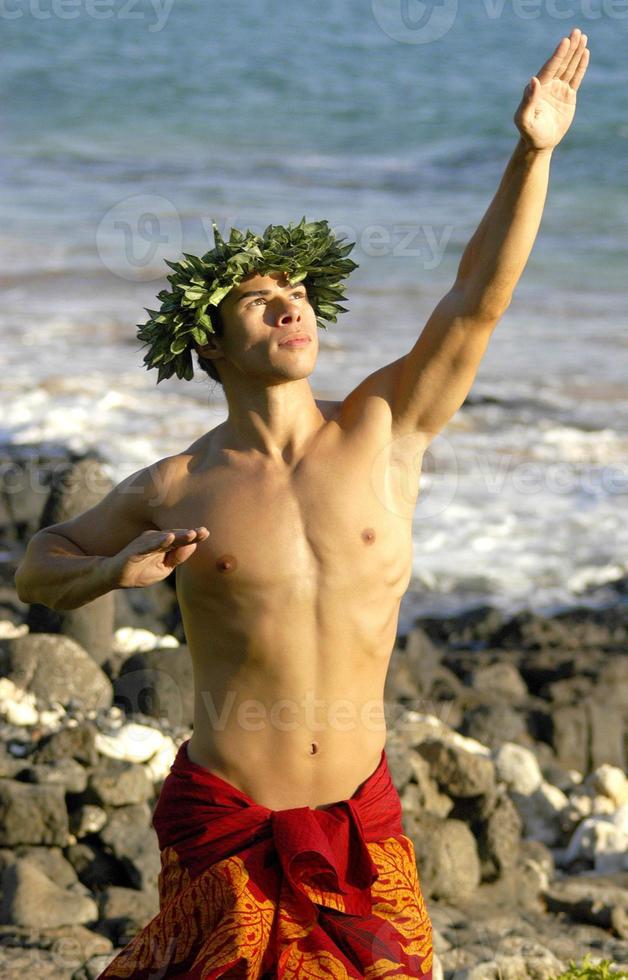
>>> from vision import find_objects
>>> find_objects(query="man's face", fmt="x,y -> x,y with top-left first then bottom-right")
208,270 -> 319,383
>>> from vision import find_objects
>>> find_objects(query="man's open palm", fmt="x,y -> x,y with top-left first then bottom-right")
514,27 -> 590,151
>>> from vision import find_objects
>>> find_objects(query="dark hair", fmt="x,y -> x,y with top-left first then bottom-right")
195,304 -> 225,387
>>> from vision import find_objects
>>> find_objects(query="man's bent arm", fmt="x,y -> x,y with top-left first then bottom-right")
14,531 -> 120,612
455,137 -> 552,317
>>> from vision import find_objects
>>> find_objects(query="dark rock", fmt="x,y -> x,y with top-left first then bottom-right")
114,645 -> 194,728
518,838 -> 555,884
99,813 -> 160,891
0,443 -> 74,546
102,802 -> 152,827
491,610 -> 581,652
470,662 -> 528,705
0,742 -> 26,778
113,581 -> 179,649
417,738 -> 495,798
0,780 -> 68,846
383,734 -> 414,793
15,758 -> 88,794
0,859 -> 98,928
398,627 -> 464,708
26,455 -> 115,667
588,700 -> 626,771
551,703 -> 589,773
33,723 -> 100,768
0,633 -> 112,711
547,675 -> 594,704
86,758 -> 154,808
0,944 -> 70,978
98,885 -> 159,944
518,651 -> 576,695
75,950 -> 124,979
461,703 -> 527,750
0,922 -> 112,977
69,805 -> 108,839
12,846 -> 78,888
596,656 -> 628,706
543,873 -> 628,939
65,841 -> 128,892
477,790 -> 522,881
414,604 -> 506,650
407,813 -> 481,901
407,751 -> 453,819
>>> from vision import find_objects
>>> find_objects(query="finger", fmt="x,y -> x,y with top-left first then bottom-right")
164,527 -> 206,542
163,542 -> 199,567
556,27 -> 582,76
570,46 -> 590,92
146,529 -> 195,552
561,33 -> 587,84
129,531 -> 174,557
536,35 -> 572,84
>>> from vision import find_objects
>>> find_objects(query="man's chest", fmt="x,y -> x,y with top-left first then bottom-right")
158,428 -> 423,596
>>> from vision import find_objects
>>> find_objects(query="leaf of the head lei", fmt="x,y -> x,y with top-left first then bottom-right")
136,217 -> 359,383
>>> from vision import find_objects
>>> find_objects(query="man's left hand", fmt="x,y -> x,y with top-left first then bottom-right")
514,27 -> 590,152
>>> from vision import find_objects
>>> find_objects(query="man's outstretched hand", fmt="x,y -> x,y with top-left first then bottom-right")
514,27 -> 590,152
109,527 -> 210,589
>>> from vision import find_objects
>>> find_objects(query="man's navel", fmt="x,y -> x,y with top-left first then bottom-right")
215,554 -> 238,573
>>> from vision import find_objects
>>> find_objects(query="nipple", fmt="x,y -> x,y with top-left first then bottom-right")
361,527 -> 376,545
216,554 -> 238,573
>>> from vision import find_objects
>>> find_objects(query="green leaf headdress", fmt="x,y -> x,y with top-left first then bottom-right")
136,217 -> 359,383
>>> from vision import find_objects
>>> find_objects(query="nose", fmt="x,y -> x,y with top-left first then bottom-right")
274,302 -> 301,327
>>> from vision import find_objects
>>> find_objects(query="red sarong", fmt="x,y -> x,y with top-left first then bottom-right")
97,742 -> 433,978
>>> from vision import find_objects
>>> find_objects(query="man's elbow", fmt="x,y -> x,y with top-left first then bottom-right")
14,561 -> 59,611
14,564 -> 32,605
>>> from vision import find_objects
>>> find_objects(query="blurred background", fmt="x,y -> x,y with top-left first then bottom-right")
2,0 -> 627,627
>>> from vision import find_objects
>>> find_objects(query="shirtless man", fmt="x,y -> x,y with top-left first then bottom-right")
15,26 -> 589,951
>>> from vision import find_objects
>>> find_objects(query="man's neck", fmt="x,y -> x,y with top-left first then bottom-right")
219,378 -> 325,464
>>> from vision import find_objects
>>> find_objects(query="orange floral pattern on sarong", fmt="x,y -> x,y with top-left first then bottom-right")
97,743 -> 433,979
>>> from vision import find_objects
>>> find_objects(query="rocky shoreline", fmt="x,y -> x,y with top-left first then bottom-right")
1,443 -> 627,978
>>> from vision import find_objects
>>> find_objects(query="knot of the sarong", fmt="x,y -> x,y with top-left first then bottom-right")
271,801 -> 379,918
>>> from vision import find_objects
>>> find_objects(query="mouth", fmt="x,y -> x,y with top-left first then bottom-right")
278,334 -> 311,348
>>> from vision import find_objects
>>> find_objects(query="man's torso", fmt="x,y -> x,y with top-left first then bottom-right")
149,399 -> 427,810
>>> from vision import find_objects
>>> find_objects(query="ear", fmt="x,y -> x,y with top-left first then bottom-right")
194,334 -> 222,360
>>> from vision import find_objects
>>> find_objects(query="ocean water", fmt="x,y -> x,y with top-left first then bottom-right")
2,0 -> 627,625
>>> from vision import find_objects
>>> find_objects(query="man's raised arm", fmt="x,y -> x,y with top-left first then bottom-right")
342,28 -> 590,441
